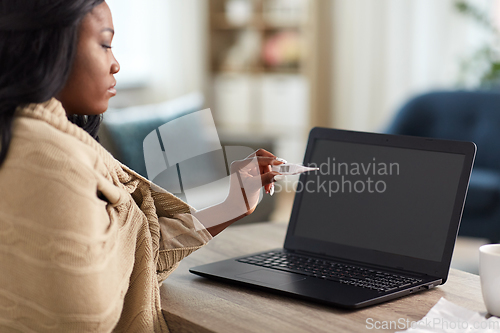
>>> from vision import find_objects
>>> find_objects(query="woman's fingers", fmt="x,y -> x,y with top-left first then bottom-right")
232,149 -> 285,194
264,164 -> 274,193
247,148 -> 276,159
256,156 -> 283,168
231,156 -> 283,174
262,171 -> 280,186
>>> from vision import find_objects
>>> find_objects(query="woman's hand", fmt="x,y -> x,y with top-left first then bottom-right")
226,149 -> 283,216
193,149 -> 284,236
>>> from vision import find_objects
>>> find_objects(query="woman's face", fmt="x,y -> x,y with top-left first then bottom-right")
57,1 -> 119,115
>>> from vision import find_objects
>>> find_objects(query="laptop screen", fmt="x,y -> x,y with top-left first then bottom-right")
285,129 -> 475,277
293,139 -> 465,262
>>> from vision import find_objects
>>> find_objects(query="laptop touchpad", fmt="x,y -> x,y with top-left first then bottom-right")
236,269 -> 307,286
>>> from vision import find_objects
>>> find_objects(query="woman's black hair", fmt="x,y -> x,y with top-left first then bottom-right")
0,0 -> 105,166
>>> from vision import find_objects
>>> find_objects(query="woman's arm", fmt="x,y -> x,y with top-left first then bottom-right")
193,149 -> 282,236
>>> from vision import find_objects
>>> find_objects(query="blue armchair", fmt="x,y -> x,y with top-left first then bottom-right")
386,90 -> 500,243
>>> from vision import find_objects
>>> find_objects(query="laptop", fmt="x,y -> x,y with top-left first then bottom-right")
190,127 -> 476,309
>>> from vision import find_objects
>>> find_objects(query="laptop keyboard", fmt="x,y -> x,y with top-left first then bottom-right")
237,251 -> 423,292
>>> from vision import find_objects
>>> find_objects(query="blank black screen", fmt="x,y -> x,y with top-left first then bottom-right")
293,139 -> 465,262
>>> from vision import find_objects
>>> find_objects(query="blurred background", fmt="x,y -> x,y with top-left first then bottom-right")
102,0 -> 500,274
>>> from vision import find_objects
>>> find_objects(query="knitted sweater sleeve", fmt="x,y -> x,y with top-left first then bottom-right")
124,168 -> 212,283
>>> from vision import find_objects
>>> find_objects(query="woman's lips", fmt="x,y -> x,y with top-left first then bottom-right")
108,82 -> 117,96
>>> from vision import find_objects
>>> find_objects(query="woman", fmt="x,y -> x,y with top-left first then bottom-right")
0,1 -> 280,331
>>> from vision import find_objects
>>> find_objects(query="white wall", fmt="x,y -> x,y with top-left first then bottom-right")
330,0 -> 497,132
105,0 -> 498,133
106,0 -> 208,107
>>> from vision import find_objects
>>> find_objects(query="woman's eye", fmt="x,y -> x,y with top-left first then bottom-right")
102,44 -> 112,50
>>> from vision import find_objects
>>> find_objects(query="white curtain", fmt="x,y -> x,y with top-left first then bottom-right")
330,0 -> 497,132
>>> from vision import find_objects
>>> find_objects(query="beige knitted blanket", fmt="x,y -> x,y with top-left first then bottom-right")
0,98 -> 212,332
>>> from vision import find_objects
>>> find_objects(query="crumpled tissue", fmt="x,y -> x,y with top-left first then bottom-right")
397,298 -> 500,333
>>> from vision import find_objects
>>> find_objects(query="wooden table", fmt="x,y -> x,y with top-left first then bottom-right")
160,222 -> 487,333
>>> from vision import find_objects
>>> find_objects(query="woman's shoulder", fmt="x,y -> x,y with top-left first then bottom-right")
11,115 -> 102,173
11,98 -> 120,174
9,108 -> 136,196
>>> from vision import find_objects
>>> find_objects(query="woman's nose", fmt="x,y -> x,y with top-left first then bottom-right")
111,56 -> 120,74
